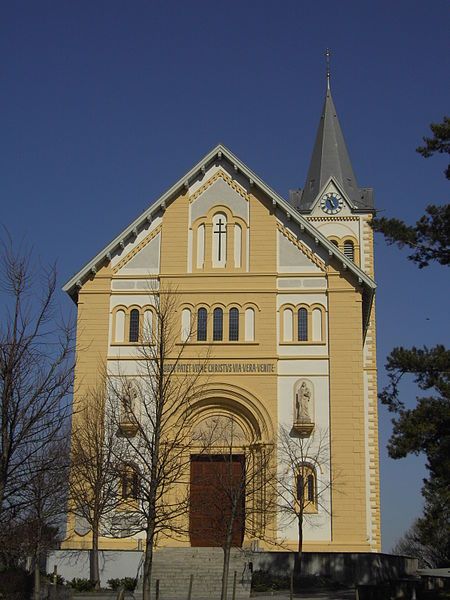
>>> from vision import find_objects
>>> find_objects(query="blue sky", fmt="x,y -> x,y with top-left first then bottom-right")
1,1 -> 449,552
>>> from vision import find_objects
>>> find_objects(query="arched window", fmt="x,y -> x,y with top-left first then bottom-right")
129,309 -> 140,342
312,308 -> 323,342
212,213 -> 227,267
296,465 -> 316,507
330,239 -> 339,247
245,307 -> 255,342
181,308 -> 191,342
298,308 -> 308,342
143,310 -> 153,342
197,308 -> 207,341
283,308 -> 293,342
307,473 -> 315,502
196,223 -> 205,269
343,240 -> 355,261
213,308 -> 223,341
229,308 -> 239,341
234,224 -> 242,268
115,309 -> 125,342
121,463 -> 139,500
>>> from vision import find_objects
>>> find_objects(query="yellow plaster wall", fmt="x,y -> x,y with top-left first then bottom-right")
65,263 -> 112,542
64,175 -> 380,553
71,263 -> 112,397
249,190 -> 277,273
327,268 -> 369,549
363,215 -> 381,550
160,192 -> 189,274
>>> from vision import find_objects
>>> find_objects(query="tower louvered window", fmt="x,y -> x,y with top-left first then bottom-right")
129,309 -> 140,342
343,240 -> 355,261
229,308 -> 239,341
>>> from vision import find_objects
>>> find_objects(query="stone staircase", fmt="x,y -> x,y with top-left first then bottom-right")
133,547 -> 252,600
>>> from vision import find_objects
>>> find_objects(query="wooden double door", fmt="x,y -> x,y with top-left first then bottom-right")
189,454 -> 245,547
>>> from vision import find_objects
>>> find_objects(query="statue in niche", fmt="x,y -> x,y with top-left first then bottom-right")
295,381 -> 312,423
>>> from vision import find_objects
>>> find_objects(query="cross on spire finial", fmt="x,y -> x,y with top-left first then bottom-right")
325,48 -> 331,90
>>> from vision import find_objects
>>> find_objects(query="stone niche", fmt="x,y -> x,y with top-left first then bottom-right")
292,379 -> 314,435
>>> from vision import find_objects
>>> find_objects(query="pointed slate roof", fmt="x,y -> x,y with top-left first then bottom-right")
298,84 -> 374,212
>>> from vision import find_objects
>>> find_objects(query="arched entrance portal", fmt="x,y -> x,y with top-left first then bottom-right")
188,393 -> 272,548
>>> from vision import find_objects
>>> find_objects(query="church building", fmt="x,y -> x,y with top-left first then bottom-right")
63,78 -> 380,555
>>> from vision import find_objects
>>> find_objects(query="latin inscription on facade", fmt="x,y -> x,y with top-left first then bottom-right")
163,362 -> 276,374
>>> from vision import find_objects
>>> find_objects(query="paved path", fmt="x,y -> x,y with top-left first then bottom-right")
251,590 -> 356,600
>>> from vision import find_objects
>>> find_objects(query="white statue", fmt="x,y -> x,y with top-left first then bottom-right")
295,381 -> 311,422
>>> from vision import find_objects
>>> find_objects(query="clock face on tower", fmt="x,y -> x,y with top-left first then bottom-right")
320,192 -> 344,215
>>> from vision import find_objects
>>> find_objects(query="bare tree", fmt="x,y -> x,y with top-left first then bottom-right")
108,284 -> 209,600
21,436 -> 70,600
69,382 -> 127,590
0,234 -> 74,526
275,425 -> 332,578
194,415 -> 274,600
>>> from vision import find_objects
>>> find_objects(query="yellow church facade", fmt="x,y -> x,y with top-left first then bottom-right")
63,85 -> 381,554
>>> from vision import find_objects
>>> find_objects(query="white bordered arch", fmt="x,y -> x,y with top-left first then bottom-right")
178,301 -> 260,344
191,205 -> 248,272
111,304 -> 156,344
279,303 -> 326,344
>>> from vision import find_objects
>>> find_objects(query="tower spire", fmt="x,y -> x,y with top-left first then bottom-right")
325,48 -> 331,90
296,62 -> 374,212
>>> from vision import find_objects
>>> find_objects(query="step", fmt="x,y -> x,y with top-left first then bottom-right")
134,548 -> 252,600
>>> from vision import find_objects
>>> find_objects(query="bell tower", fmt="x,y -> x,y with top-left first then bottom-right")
290,58 -> 381,551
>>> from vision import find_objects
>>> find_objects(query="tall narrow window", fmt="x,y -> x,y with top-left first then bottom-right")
196,224 -> 205,269
197,308 -> 207,341
298,308 -> 308,342
143,310 -> 153,342
234,224 -> 242,268
213,308 -> 223,341
312,308 -> 323,342
129,309 -> 140,342
296,466 -> 316,507
181,308 -> 191,342
212,213 -> 227,268
343,240 -> 355,261
283,308 -> 293,342
115,310 -> 125,342
229,308 -> 239,341
245,307 -> 255,342
307,473 -> 315,502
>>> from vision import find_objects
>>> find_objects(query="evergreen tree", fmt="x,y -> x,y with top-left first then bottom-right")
372,117 -> 449,268
374,118 -> 450,566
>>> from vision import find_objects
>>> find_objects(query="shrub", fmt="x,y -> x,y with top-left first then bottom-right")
45,572 -> 66,585
69,577 -> 96,591
251,570 -> 290,592
0,567 -> 33,600
107,577 -> 137,591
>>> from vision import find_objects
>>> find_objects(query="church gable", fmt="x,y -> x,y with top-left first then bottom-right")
187,168 -> 250,273
114,229 -> 161,275
277,228 -> 324,272
190,171 -> 249,224
64,144 -> 374,328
